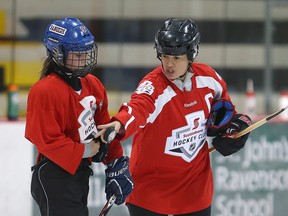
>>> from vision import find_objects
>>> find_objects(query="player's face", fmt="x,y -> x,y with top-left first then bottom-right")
160,54 -> 189,80
66,50 -> 91,70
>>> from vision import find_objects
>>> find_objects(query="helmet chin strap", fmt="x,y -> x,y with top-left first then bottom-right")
177,61 -> 192,81
178,71 -> 187,80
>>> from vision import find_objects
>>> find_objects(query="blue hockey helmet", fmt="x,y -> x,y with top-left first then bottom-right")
155,18 -> 200,61
43,17 -> 98,77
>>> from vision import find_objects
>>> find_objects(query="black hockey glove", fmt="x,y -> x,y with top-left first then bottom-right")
105,156 -> 134,205
207,98 -> 235,136
92,127 -> 116,163
211,114 -> 252,156
91,137 -> 108,162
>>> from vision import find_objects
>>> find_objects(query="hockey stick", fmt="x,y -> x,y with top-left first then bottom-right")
98,195 -> 116,216
98,127 -> 117,216
208,105 -> 288,153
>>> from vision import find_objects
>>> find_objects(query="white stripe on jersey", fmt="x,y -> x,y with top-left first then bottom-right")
140,86 -> 177,128
122,103 -> 135,130
124,103 -> 132,114
196,76 -> 223,100
125,116 -> 135,130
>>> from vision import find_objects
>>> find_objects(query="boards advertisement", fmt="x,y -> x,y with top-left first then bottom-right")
211,123 -> 288,216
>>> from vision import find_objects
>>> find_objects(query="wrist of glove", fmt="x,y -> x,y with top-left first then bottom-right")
92,126 -> 117,163
207,99 -> 235,137
211,114 -> 252,156
105,156 -> 134,205
91,137 -> 108,163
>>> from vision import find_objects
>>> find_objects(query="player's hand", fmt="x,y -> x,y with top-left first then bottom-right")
91,137 -> 109,162
95,121 -> 122,142
89,139 -> 100,157
105,156 -> 134,205
211,114 -> 252,156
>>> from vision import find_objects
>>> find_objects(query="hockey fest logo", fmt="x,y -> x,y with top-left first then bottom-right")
78,96 -> 98,143
165,111 -> 207,162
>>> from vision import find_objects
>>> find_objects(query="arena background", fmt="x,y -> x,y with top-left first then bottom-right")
0,0 -> 288,216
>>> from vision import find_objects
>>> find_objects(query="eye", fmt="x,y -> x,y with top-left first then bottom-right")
70,52 -> 80,57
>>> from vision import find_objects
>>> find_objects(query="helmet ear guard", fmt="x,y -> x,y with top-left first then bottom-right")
207,99 -> 236,136
48,45 -> 64,66
187,44 -> 199,61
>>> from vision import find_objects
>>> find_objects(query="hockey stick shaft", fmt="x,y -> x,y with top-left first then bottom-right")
208,105 -> 288,153
97,128 -> 118,216
98,195 -> 116,216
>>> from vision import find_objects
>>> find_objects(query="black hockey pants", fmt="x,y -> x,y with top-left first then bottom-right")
31,157 -> 93,216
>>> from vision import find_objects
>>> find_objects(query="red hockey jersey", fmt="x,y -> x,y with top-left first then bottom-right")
114,63 -> 232,214
25,73 -> 123,174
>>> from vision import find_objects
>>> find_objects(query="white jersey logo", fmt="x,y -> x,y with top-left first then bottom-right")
165,111 -> 207,162
78,96 -> 98,144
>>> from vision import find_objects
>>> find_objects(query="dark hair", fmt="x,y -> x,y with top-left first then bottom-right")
40,57 -> 55,79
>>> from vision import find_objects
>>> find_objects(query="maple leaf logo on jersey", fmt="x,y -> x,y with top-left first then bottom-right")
165,111 -> 207,162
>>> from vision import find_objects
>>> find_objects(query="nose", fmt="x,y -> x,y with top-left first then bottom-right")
80,58 -> 87,65
165,57 -> 174,67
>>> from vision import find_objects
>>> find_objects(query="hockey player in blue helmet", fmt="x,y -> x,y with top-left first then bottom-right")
25,17 -> 133,216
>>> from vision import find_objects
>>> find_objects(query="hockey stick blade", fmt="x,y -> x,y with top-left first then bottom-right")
98,195 -> 116,216
208,105 -> 288,153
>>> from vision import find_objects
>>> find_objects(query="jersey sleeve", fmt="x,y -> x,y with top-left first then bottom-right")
214,72 -> 230,100
198,64 -> 232,103
112,78 -> 160,140
206,66 -> 235,110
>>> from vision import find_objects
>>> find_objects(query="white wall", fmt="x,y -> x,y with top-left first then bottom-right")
0,120 -> 33,216
0,121 -> 130,216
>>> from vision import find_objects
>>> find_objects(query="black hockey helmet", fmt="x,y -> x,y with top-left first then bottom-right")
155,18 -> 200,61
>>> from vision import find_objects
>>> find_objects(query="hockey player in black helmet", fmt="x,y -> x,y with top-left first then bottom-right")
96,17 -> 251,216
155,18 -> 200,79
